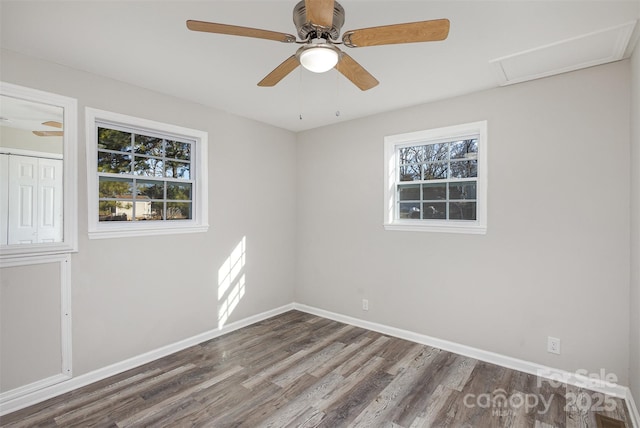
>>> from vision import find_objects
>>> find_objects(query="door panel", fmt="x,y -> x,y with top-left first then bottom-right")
37,158 -> 63,243
5,155 -> 63,245
9,156 -> 38,244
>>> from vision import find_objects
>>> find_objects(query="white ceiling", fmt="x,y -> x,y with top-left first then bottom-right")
1,1 -> 639,132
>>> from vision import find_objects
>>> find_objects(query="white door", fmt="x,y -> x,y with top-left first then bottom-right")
6,155 -> 63,245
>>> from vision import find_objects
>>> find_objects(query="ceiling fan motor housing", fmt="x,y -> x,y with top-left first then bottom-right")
293,1 -> 345,41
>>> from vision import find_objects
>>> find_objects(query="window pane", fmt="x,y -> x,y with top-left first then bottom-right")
166,140 -> 191,161
449,182 -> 477,200
424,143 -> 448,162
166,202 -> 192,220
98,128 -> 132,152
449,202 -> 476,220
166,161 -> 191,180
399,202 -> 420,219
398,184 -> 420,201
132,199 -> 155,221
135,135 -> 163,157
398,146 -> 423,165
450,160 -> 477,178
134,156 -> 164,177
99,177 -> 133,198
423,162 -> 448,180
98,152 -> 131,174
138,205 -> 163,220
167,182 -> 192,200
422,183 -> 446,200
98,200 -> 134,222
450,139 -> 478,160
423,202 -> 446,219
399,165 -> 420,182
149,201 -> 165,220
136,179 -> 164,199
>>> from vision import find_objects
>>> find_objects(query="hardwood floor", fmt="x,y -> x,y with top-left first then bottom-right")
0,310 -> 632,427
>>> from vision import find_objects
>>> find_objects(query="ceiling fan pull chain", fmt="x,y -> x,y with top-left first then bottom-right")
298,66 -> 304,120
335,69 -> 341,118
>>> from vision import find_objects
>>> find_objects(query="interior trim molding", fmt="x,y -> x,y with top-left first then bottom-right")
0,148 -> 63,160
0,303 -> 294,416
293,303 -> 640,427
0,374 -> 70,409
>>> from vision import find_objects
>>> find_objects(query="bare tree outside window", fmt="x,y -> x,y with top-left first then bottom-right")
397,139 -> 478,221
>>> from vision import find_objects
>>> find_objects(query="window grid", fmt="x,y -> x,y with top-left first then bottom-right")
396,139 -> 478,221
97,126 -> 194,223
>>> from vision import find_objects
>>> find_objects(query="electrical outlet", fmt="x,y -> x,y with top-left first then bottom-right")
362,299 -> 369,311
547,336 -> 561,354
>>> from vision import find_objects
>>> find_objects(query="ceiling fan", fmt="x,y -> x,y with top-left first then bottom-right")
186,0 -> 450,91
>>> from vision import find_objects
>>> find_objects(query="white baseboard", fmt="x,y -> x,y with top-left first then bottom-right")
2,301 -> 638,428
0,374 -> 70,405
0,303 -> 294,416
293,303 -> 639,427
627,388 -> 640,428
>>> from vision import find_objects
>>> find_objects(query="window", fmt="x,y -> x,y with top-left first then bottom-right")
384,121 -> 487,234
86,108 -> 208,239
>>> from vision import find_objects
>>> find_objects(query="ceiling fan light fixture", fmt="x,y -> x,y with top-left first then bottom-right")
299,41 -> 339,73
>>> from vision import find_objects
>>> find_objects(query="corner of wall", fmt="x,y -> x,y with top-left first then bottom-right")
630,32 -> 640,403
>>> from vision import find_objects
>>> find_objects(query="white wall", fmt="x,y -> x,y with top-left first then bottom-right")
628,0 -> 640,399
296,61 -> 631,384
1,262 -> 62,391
0,49 -> 297,378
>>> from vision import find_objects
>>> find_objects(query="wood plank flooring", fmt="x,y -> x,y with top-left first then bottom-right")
0,311 -> 633,427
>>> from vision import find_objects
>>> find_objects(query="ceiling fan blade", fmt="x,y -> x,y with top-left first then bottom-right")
186,20 -> 296,43
258,55 -> 300,87
335,52 -> 379,91
305,0 -> 335,28
33,131 -> 64,137
342,19 -> 450,48
42,120 -> 62,129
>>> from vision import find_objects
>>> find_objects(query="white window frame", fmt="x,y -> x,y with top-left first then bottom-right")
86,108 -> 208,239
384,121 -> 487,234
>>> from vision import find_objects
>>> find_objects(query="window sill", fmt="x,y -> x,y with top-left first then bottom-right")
0,243 -> 79,259
384,222 -> 486,235
88,222 -> 209,240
